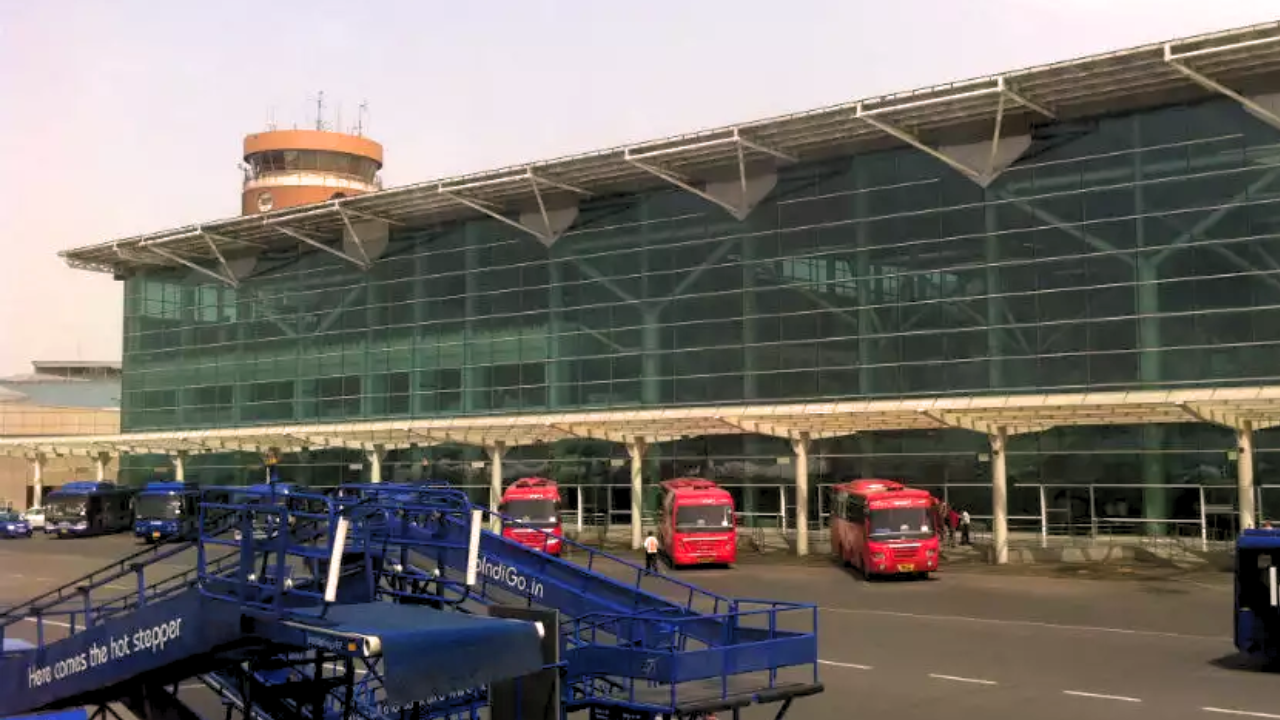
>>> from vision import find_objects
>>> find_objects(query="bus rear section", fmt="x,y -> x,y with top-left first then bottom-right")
658,478 -> 737,568
831,479 -> 940,579
134,482 -> 201,542
1235,528 -> 1280,662
499,477 -> 563,556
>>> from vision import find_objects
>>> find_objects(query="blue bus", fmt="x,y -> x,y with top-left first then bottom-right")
1235,527 -> 1280,661
134,482 -> 202,542
45,481 -> 134,537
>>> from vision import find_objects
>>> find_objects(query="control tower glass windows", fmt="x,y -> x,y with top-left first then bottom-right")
247,150 -> 379,183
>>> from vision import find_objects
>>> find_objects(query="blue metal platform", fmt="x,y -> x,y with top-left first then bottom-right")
0,481 -> 822,720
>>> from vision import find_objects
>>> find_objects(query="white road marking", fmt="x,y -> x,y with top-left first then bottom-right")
927,673 -> 997,685
1204,708 -> 1280,719
820,606 -> 1224,641
1062,690 -> 1142,703
818,659 -> 872,670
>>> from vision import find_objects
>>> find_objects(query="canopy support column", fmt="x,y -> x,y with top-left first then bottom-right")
367,444 -> 386,484
95,452 -> 112,482
173,451 -> 187,482
30,453 -> 45,509
990,426 -> 1009,565
488,442 -> 505,532
1239,420 -> 1257,532
628,438 -> 647,550
792,433 -> 811,557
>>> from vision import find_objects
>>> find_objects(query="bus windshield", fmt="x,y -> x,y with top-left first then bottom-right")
675,504 -> 733,532
46,497 -> 87,519
868,506 -> 934,540
136,494 -> 182,519
503,499 -> 558,527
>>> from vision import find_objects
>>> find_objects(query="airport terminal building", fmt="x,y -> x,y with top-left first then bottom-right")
9,23 -> 1280,561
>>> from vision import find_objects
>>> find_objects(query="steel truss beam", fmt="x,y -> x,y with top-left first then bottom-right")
437,168 -> 590,245
266,221 -> 370,270
857,77 -> 1055,186
1164,38 -> 1280,132
624,128 -> 797,221
133,227 -> 263,286
142,244 -> 239,287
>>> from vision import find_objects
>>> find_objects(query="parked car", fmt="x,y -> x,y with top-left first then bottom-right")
23,506 -> 45,530
0,511 -> 33,538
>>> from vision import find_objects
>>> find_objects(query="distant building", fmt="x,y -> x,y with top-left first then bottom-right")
0,360 -> 121,409
0,361 -> 120,508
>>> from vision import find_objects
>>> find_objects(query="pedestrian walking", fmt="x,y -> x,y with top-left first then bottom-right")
959,509 -> 972,546
644,531 -> 660,572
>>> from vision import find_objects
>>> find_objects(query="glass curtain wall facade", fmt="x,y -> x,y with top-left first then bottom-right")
120,98 -> 1280,534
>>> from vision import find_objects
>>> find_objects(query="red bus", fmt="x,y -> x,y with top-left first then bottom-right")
830,479 -> 941,579
499,477 -> 564,556
657,478 -> 737,568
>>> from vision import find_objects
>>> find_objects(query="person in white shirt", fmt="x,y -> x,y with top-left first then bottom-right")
960,510 -> 972,546
643,531 -> 660,572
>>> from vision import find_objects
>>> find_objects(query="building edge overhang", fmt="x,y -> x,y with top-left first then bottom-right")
1,385 -> 1277,459
60,21 -> 1280,278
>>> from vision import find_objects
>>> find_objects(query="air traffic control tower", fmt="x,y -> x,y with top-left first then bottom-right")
240,128 -> 384,215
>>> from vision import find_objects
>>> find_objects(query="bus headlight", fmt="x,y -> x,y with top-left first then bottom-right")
871,552 -> 886,561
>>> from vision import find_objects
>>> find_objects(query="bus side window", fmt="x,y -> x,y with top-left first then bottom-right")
847,500 -> 864,523
1245,551 -> 1280,610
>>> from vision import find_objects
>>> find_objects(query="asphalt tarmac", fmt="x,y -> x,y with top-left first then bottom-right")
1,534 -> 1276,720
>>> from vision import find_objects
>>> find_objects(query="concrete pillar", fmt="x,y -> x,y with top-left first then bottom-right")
990,426 -> 1009,565
30,454 -> 45,509
1038,484 -> 1048,549
1239,421 -> 1257,531
95,452 -> 111,482
367,444 -> 385,484
628,438 -> 647,550
488,442 -> 505,531
173,452 -> 187,482
576,485 -> 584,535
792,434 -> 811,557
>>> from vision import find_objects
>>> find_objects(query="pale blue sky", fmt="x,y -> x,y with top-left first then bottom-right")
1,1 -> 1277,373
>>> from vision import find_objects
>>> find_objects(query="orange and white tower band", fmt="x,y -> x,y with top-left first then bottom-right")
240,129 -> 384,216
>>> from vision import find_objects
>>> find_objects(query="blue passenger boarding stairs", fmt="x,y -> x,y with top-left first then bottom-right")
0,483 -> 822,720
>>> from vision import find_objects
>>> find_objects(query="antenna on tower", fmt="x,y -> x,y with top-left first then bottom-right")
267,106 -> 277,131
336,101 -> 343,136
356,100 -> 369,137
312,90 -> 327,131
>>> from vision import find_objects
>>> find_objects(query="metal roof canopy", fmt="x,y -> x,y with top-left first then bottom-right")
4,385 -> 1280,459
62,22 -> 1280,278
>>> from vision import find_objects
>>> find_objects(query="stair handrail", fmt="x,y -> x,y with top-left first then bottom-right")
0,513 -> 240,629
421,499 -> 735,610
